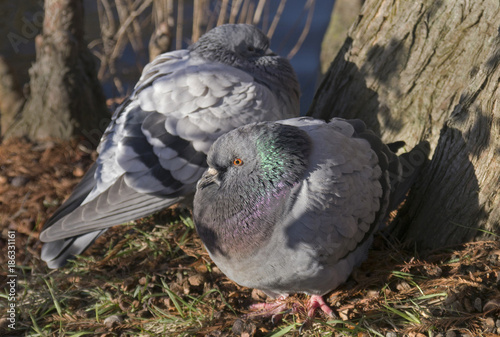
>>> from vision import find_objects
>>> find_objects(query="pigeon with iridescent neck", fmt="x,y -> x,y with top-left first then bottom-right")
39,24 -> 300,269
193,117 -> 429,322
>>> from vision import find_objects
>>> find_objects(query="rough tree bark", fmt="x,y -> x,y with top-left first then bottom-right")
319,0 -> 364,75
0,56 -> 25,136
392,36 -> 500,250
5,0 -> 108,141
310,0 -> 500,250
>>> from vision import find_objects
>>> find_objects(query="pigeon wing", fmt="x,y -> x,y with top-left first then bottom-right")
284,119 -> 386,266
41,51 -> 284,242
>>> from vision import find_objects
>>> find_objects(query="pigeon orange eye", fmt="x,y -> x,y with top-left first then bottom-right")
233,158 -> 243,166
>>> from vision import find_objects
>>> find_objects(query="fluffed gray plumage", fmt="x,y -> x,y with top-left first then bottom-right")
40,24 -> 300,269
193,117 -> 429,318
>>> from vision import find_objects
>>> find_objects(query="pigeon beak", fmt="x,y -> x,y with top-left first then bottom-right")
198,167 -> 220,190
265,48 -> 276,56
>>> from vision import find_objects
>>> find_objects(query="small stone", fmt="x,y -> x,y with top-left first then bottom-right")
183,281 -> 190,295
463,297 -> 474,313
424,264 -> 443,277
386,332 -> 397,337
251,288 -> 267,302
483,298 -> 500,312
474,297 -> 482,312
445,330 -> 457,337
485,317 -> 495,328
496,318 -> 500,328
103,315 -> 123,328
396,281 -> 411,292
232,319 -> 245,334
73,166 -> 85,177
211,266 -> 222,275
10,175 -> 29,187
232,319 -> 256,337
338,308 -> 349,321
444,292 -> 457,305
188,273 -> 205,287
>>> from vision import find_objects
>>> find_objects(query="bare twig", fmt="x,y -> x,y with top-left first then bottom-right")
287,0 -> 315,59
99,0 -> 117,37
266,0 -> 287,38
97,0 -> 124,94
261,0 -> 270,32
176,0 -> 184,49
91,0 -> 310,99
217,0 -> 229,26
252,0 -> 266,24
96,0 -> 114,80
246,2 -> 255,24
239,0 -> 251,24
229,0 -> 244,24
115,0 -> 145,70
128,0 -> 147,62
193,0 -> 208,42
110,0 -> 152,62
205,1 -> 220,32
149,0 -> 174,60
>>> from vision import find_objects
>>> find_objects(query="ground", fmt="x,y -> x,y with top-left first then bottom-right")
0,138 -> 499,336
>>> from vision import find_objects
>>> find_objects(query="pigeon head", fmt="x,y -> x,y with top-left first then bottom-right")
189,24 -> 300,105
190,24 -> 271,66
194,121 -> 311,258
199,122 -> 311,196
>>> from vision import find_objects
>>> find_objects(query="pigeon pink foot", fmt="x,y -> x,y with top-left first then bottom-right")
306,295 -> 334,318
244,295 -> 295,323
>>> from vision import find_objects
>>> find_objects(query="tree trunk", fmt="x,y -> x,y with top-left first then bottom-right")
310,0 -> 500,250
392,36 -> 500,250
0,56 -> 25,136
5,0 -> 109,141
310,0 -> 500,149
319,0 -> 364,75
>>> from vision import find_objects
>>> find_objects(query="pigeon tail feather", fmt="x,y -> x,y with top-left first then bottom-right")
43,163 -> 98,229
41,230 -> 106,269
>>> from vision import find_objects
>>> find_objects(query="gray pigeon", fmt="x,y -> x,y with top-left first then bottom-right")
40,24 -> 300,269
193,117 -> 429,319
